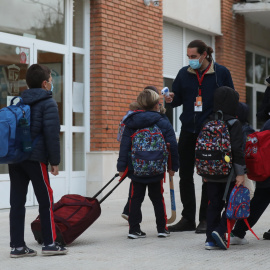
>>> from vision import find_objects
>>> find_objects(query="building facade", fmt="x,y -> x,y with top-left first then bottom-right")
0,0 -> 270,208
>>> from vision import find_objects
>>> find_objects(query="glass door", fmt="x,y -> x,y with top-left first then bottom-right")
0,41 -> 35,207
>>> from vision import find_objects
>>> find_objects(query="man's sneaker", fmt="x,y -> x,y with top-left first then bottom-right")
10,246 -> 37,258
230,233 -> 249,245
121,213 -> 129,221
205,242 -> 219,250
128,230 -> 146,239
158,229 -> 170,238
168,217 -> 196,232
211,231 -> 227,250
42,243 -> 68,255
263,229 -> 270,240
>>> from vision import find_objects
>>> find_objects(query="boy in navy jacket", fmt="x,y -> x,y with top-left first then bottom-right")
117,89 -> 179,239
9,64 -> 67,258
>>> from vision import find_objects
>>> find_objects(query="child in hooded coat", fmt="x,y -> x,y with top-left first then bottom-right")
204,86 -> 246,250
117,89 -> 179,239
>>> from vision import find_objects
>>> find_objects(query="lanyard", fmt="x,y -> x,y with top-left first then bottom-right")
195,63 -> 211,96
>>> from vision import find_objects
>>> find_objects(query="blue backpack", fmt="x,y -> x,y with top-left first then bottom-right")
131,124 -> 168,177
0,96 -> 33,164
226,185 -> 259,248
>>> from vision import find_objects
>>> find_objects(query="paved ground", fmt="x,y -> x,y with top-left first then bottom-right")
1,176 -> 270,270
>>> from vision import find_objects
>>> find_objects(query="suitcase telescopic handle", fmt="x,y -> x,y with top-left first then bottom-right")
99,169 -> 128,204
92,173 -> 119,199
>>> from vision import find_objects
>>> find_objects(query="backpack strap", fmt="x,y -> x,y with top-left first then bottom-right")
243,219 -> 260,240
223,167 -> 235,201
227,219 -> 236,248
227,118 -> 237,127
214,110 -> 223,120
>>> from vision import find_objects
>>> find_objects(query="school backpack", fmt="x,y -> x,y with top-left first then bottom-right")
245,130 -> 270,181
117,110 -> 144,142
0,96 -> 32,164
117,119 -> 125,142
226,185 -> 259,248
195,112 -> 236,179
131,124 -> 168,177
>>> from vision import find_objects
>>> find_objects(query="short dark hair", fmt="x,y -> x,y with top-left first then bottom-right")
188,40 -> 213,61
26,64 -> 51,88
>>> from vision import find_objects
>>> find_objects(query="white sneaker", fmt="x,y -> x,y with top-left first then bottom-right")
230,233 -> 249,245
121,213 -> 129,221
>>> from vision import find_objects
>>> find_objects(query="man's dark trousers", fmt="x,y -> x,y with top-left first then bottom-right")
178,130 -> 208,222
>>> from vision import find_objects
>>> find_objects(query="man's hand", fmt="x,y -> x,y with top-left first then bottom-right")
50,165 -> 59,176
164,92 -> 174,103
236,175 -> 245,187
119,171 -> 124,177
168,170 -> 175,177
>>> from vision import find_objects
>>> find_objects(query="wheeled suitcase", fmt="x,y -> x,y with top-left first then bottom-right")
31,172 -> 127,245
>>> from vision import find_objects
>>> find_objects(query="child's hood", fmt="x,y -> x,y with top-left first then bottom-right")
21,88 -> 52,105
213,86 -> 239,117
124,111 -> 162,129
236,102 -> 249,124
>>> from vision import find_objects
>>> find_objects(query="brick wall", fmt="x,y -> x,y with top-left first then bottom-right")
215,0 -> 246,102
90,0 -> 163,151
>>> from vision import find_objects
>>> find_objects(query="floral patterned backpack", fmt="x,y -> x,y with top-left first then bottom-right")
195,111 -> 236,179
131,125 -> 168,177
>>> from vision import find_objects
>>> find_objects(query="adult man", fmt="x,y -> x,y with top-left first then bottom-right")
165,40 -> 234,233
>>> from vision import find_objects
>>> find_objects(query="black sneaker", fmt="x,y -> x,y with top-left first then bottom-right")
158,229 -> 170,238
10,246 -> 37,258
42,243 -> 68,256
128,230 -> 146,239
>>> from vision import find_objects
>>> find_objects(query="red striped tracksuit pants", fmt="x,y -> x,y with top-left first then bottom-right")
9,160 -> 56,247
128,180 -> 168,233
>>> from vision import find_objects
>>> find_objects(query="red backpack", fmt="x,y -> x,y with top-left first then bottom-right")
245,130 -> 270,181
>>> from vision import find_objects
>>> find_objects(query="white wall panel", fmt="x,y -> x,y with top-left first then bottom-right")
163,0 -> 221,35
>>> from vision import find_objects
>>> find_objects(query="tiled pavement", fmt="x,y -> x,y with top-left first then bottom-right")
1,175 -> 270,270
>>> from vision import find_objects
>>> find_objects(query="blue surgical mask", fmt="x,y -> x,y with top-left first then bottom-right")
47,81 -> 53,92
189,56 -> 202,70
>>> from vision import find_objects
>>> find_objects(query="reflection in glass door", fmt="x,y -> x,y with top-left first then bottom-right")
0,43 -> 30,174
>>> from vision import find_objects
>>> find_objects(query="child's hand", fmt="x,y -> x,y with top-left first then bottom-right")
236,175 -> 245,187
119,172 -> 124,177
203,178 -> 208,182
168,170 -> 175,176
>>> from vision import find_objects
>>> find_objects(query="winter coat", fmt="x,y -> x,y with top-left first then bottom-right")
256,76 -> 270,122
21,88 -> 60,165
171,61 -> 234,134
236,102 -> 255,152
204,86 -> 246,183
117,111 -> 179,183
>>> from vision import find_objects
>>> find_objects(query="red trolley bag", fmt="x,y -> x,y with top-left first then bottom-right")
31,172 -> 127,245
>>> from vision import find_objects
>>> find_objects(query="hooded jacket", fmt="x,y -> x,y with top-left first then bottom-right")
257,76 -> 270,122
117,111 -> 179,183
236,102 -> 255,152
256,119 -> 270,188
21,88 -> 60,165
205,86 -> 246,182
171,61 -> 234,134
